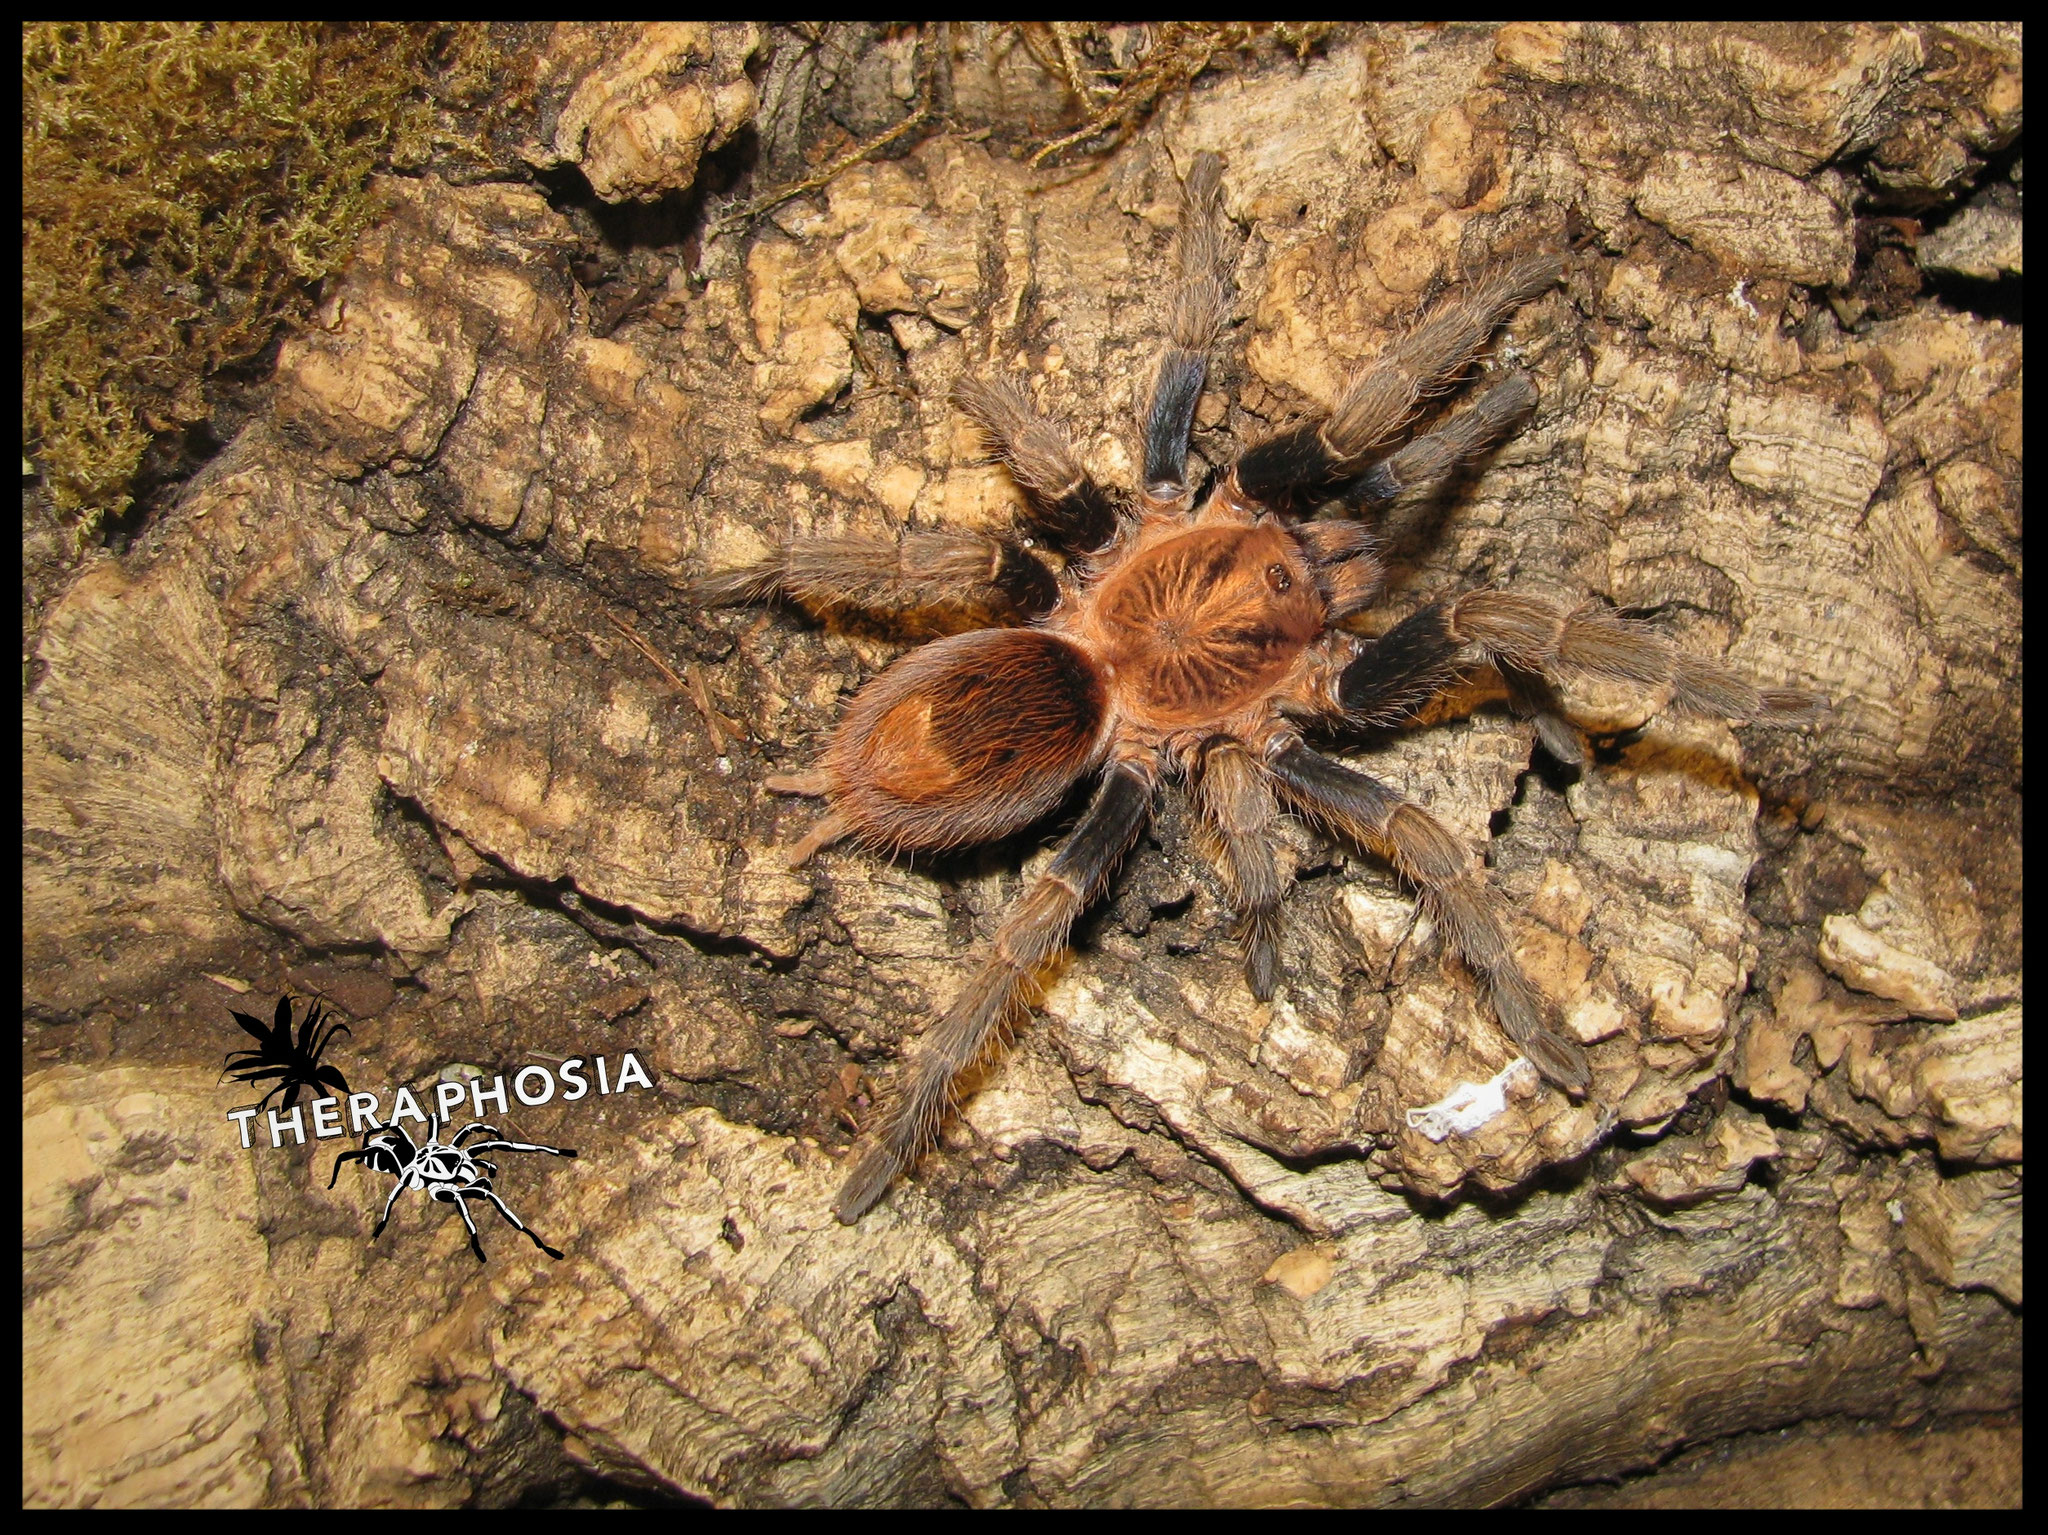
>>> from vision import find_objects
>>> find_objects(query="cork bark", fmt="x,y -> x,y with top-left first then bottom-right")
23,23 -> 2021,1508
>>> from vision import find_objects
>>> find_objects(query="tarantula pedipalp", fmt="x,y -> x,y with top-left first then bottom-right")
704,153 -> 1822,1224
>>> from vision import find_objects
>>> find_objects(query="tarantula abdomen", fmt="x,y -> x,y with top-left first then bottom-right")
809,626 -> 1109,857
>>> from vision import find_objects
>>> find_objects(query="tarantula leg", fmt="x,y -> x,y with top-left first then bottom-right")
1190,739 -> 1287,1001
1342,370 -> 1538,507
1498,662 -> 1589,768
466,1188 -> 566,1260
786,808 -> 854,868
697,530 -> 1059,634
1233,254 -> 1561,509
1329,594 -> 1824,731
450,1191 -> 488,1262
327,1145 -> 376,1189
951,373 -> 1122,554
1265,742 -> 1591,1093
1330,602 -> 1467,727
1141,151 -> 1231,506
770,772 -> 848,867
1292,519 -> 1386,619
835,762 -> 1154,1223
1446,591 -> 1827,723
373,1175 -> 409,1238
763,767 -> 832,796
463,1139 -> 577,1159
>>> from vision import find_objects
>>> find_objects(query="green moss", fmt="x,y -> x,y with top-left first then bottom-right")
22,21 -> 497,533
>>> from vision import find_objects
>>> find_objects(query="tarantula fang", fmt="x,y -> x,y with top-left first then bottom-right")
330,1115 -> 577,1262
704,152 -> 1823,1223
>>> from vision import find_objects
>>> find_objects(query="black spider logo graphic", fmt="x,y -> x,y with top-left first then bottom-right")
220,994 -> 352,1113
329,1115 -> 577,1262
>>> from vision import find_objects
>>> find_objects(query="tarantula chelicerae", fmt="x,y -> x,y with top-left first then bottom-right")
705,154 -> 1821,1223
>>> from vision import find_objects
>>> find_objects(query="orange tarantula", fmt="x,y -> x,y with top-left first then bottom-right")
704,153 -> 1821,1222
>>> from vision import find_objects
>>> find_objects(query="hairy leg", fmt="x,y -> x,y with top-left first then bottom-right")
1234,254 -> 1561,509
696,529 -> 1059,634
1329,601 -> 1466,727
1445,590 -> 1825,723
1265,741 -> 1591,1092
1499,662 -> 1589,768
836,761 -> 1154,1222
1293,518 -> 1387,620
1328,592 -> 1823,733
951,373 -> 1124,555
1190,738 -> 1286,1000
1140,151 -> 1232,506
1344,370 -> 1538,507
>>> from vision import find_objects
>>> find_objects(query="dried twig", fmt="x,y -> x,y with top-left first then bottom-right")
708,110 -> 933,242
707,27 -> 945,243
685,662 -> 745,754
604,611 -> 746,752
1028,22 -> 1334,168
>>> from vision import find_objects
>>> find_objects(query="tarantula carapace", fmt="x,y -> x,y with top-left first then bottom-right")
705,154 -> 1821,1223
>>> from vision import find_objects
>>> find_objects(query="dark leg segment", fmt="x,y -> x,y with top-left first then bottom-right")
1190,740 -> 1286,1001
1266,742 -> 1591,1092
951,373 -> 1123,553
1334,602 -> 1466,726
836,762 -> 1155,1222
1142,151 -> 1231,502
1294,519 -> 1385,620
696,529 -> 1059,633
1234,255 -> 1560,508
1499,663 -> 1588,768
1144,353 -> 1207,500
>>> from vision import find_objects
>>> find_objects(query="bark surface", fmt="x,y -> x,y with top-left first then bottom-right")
22,22 -> 2022,1508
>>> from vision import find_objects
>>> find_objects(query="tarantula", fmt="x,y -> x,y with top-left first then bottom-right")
220,994 -> 352,1115
330,1115 -> 577,1262
704,154 -> 1820,1223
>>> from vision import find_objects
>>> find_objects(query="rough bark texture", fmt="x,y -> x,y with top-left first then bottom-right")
22,22 -> 2021,1508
